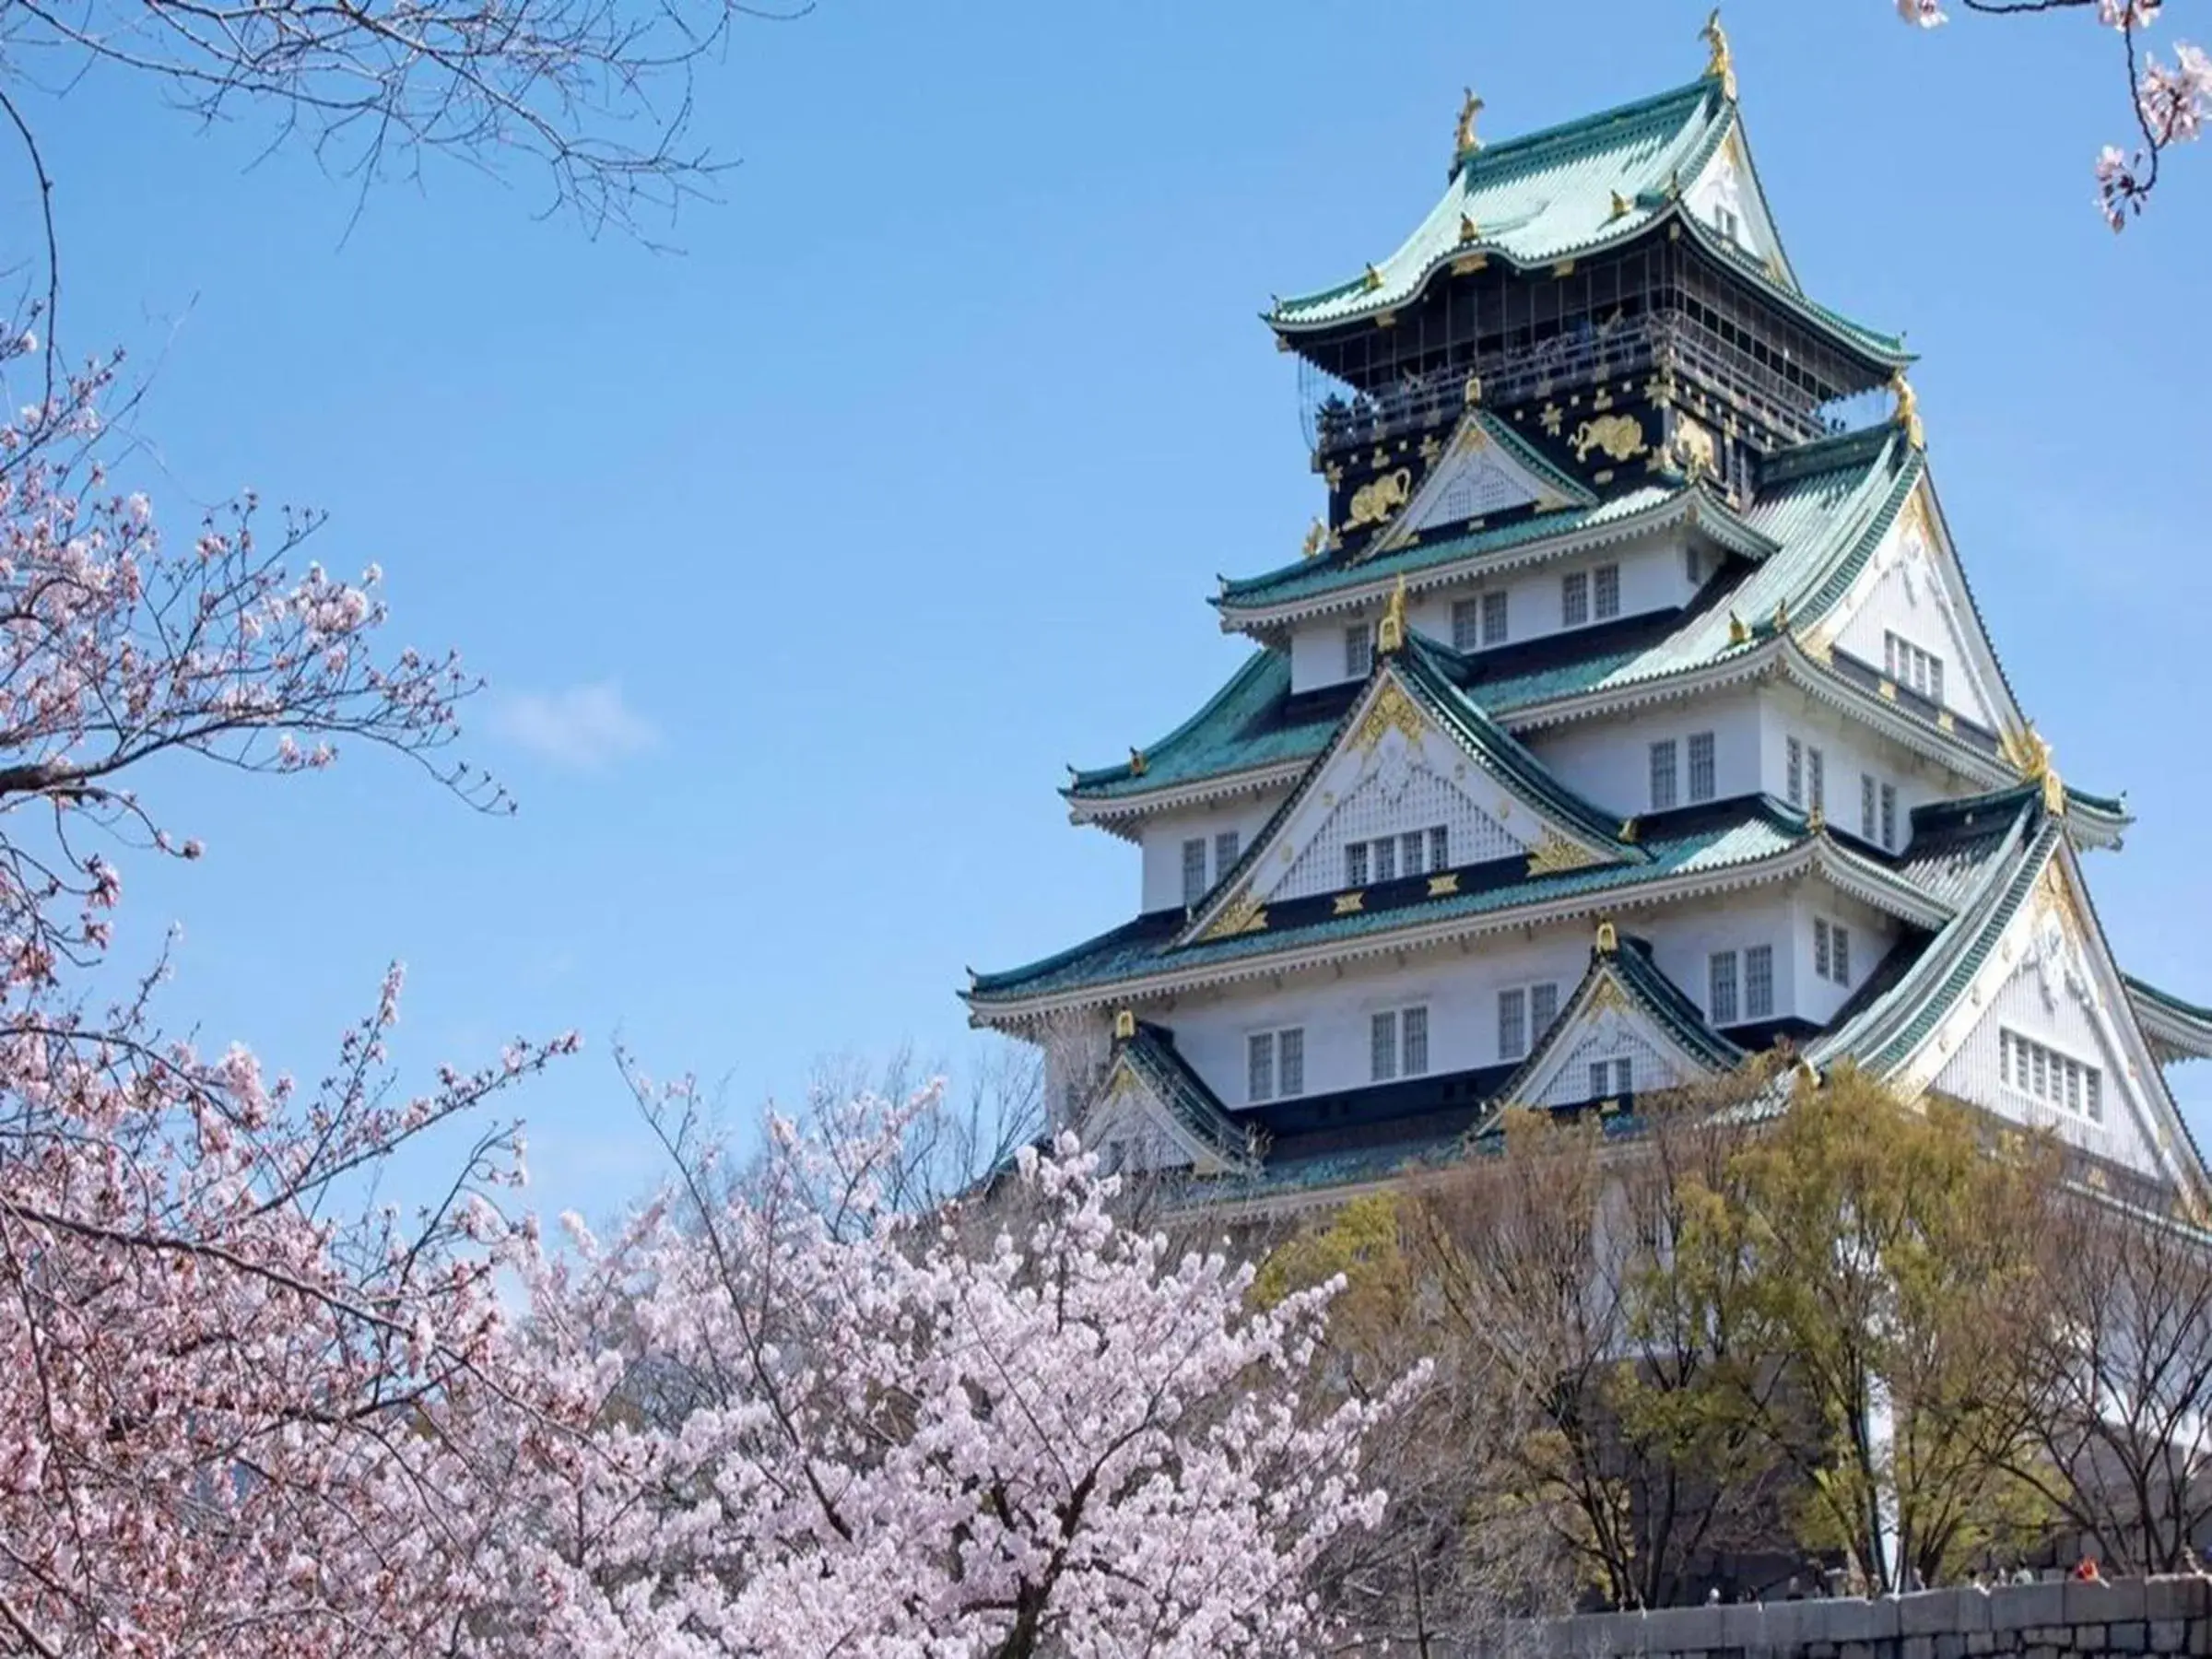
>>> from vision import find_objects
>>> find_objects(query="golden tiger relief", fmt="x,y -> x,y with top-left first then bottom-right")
1347,466 -> 1413,527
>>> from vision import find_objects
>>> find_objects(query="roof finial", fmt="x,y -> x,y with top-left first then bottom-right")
1595,919 -> 1619,956
2006,723 -> 2065,815
1128,747 -> 1147,777
1463,370 -> 1484,407
1112,1008 -> 1136,1041
1701,9 -> 1737,100
1378,575 -> 1409,655
1301,518 -> 1327,559
1362,263 -> 1384,293
1454,87 -> 1484,162
1890,371 -> 1925,450
1458,213 -> 1481,246
1608,190 -> 1632,221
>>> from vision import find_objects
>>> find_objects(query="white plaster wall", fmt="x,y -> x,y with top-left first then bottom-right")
1830,521 -> 2000,729
1284,534 -> 1704,694
1642,887 -> 1801,1030
1136,793 -> 1288,913
1529,689 -> 1763,818
1755,687 -> 1982,851
1787,887 -> 1902,1029
1686,146 -> 1767,261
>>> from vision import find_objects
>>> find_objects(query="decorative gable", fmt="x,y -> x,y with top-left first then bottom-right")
1368,413 -> 1589,553
1184,662 -> 1626,944
1684,123 -> 1792,284
1817,485 -> 2011,732
1495,927 -> 1740,1113
1081,1025 -> 1256,1178
1902,853 -> 2200,1194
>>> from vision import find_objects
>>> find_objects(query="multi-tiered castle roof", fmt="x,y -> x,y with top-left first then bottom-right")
964,26 -> 2212,1211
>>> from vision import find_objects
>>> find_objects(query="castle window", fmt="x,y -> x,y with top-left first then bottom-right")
1182,839 -> 1207,906
1685,547 -> 1704,587
1345,841 -> 1370,888
2001,1029 -> 2100,1123
1807,746 -> 1826,813
1786,737 -> 1804,806
1498,988 -> 1525,1061
1248,1026 -> 1306,1103
1884,631 -> 1946,704
1814,919 -> 1852,985
1594,563 -> 1621,621
1453,598 -> 1481,653
1688,732 -> 1716,803
1881,784 -> 1899,851
1530,980 -> 1559,1037
1650,739 -> 1679,811
1562,571 -> 1589,628
1430,825 -> 1450,871
1371,1010 -> 1398,1082
1373,836 -> 1398,883
1861,774 -> 1879,841
1214,830 -> 1240,881
1483,590 -> 1509,646
1710,951 -> 1739,1025
1589,1056 -> 1633,1100
1402,1006 -> 1430,1077
1714,204 -> 1742,244
1400,830 -> 1428,877
1346,623 -> 1373,679
1745,945 -> 1774,1018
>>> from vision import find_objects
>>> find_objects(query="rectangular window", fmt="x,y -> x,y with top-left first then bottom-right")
1814,917 -> 1831,981
1862,774 -> 1879,841
1345,624 -> 1373,679
1402,1006 -> 1430,1077
1688,732 -> 1716,803
1277,1028 -> 1304,1098
1684,547 -> 1704,587
1594,562 -> 1621,621
1614,1057 -> 1633,1096
1345,841 -> 1370,888
1884,630 -> 1947,704
1786,736 -> 1804,806
1650,739 -> 1679,811
1214,830 -> 1240,880
1929,657 -> 1945,706
1715,205 -> 1742,243
1833,924 -> 1851,983
1530,980 -> 1559,1037
1807,747 -> 1826,813
1745,945 -> 1774,1018
1371,1011 -> 1399,1083
1591,1060 -> 1613,1100
1710,951 -> 1740,1025
1482,589 -> 1509,645
1881,784 -> 1898,851
1373,836 -> 1397,883
1429,825 -> 1450,872
1182,839 -> 1208,906
1452,598 -> 1482,653
1498,988 -> 1527,1061
1247,1032 -> 1275,1103
1401,830 -> 1427,878
1562,571 -> 1589,628
2003,1029 -> 2102,1120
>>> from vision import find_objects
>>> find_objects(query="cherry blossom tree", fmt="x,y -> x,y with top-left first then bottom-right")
1893,0 -> 2208,228
472,1077 -> 1420,1659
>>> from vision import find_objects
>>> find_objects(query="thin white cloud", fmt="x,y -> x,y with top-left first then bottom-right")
486,681 -> 661,771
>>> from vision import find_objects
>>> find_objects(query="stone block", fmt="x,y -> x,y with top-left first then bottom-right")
2068,1624 -> 2107,1650
1644,1606 -> 1721,1654
1937,1633 -> 1965,1659
2026,1643 -> 2059,1659
1993,1586 -> 2070,1634
2150,1618 -> 2190,1653
2145,1580 -> 2210,1624
1966,1633 -> 1997,1655
2066,1581 -> 2128,1625
2112,1620 -> 2148,1649
1905,1591 -> 1984,1637
1905,1634 -> 1936,1659
1839,1641 -> 1875,1659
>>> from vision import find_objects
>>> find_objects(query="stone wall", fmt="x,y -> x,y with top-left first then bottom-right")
1488,1577 -> 2212,1659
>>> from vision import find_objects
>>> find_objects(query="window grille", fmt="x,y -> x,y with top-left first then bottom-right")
1594,563 -> 1621,620
1453,599 -> 1481,653
1814,918 -> 1831,981
1483,590 -> 1509,645
1401,831 -> 1427,877
1430,826 -> 1450,871
1371,1011 -> 1399,1082
1345,624 -> 1373,679
1650,740 -> 1679,811
2002,1030 -> 2101,1122
1278,1029 -> 1304,1098
1402,1007 -> 1430,1077
1214,830 -> 1240,880
1530,981 -> 1559,1036
1710,951 -> 1739,1024
1786,737 -> 1803,806
1498,988 -> 1527,1061
1881,784 -> 1898,850
1373,836 -> 1397,883
1862,774 -> 1878,841
1562,571 -> 1589,628
1807,747 -> 1826,812
1688,732 -> 1716,802
1745,945 -> 1774,1018
1182,839 -> 1207,906
1248,1033 -> 1275,1103
1345,842 -> 1370,888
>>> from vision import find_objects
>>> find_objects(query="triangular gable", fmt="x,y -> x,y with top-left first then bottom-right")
1888,839 -> 2207,1200
1082,1022 -> 1256,1177
1491,927 -> 1742,1113
1369,412 -> 1593,554
1182,648 -> 1631,946
1683,117 -> 1794,287
1806,477 -> 2019,736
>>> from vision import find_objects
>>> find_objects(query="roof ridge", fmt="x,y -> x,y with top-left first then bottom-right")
1066,647 -> 1280,794
1448,77 -> 1717,184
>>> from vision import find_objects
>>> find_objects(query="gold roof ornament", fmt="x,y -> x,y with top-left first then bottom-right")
1301,518 -> 1327,559
1458,213 -> 1481,245
1608,189 -> 1632,220
1454,87 -> 1485,159
1619,817 -> 1641,844
1463,371 -> 1484,407
1112,1008 -> 1136,1041
1362,263 -> 1384,292
1595,919 -> 1619,956
1773,598 -> 1790,632
1890,371 -> 1925,450
2005,723 -> 2067,816
1377,575 -> 1409,655
1807,802 -> 1826,833
1727,610 -> 1749,645
1701,9 -> 1737,100
1128,747 -> 1147,777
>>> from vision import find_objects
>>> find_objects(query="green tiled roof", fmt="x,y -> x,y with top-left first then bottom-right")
972,802 -> 1806,1006
1491,934 -> 1743,1108
1113,1023 -> 1255,1171
1074,427 -> 1908,806
1216,481 -> 1783,618
1268,76 -> 1906,366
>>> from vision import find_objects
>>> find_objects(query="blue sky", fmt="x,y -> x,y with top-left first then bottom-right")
20,1 -> 2212,1224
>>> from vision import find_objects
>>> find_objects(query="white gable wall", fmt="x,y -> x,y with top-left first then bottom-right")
1830,513 -> 2002,730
